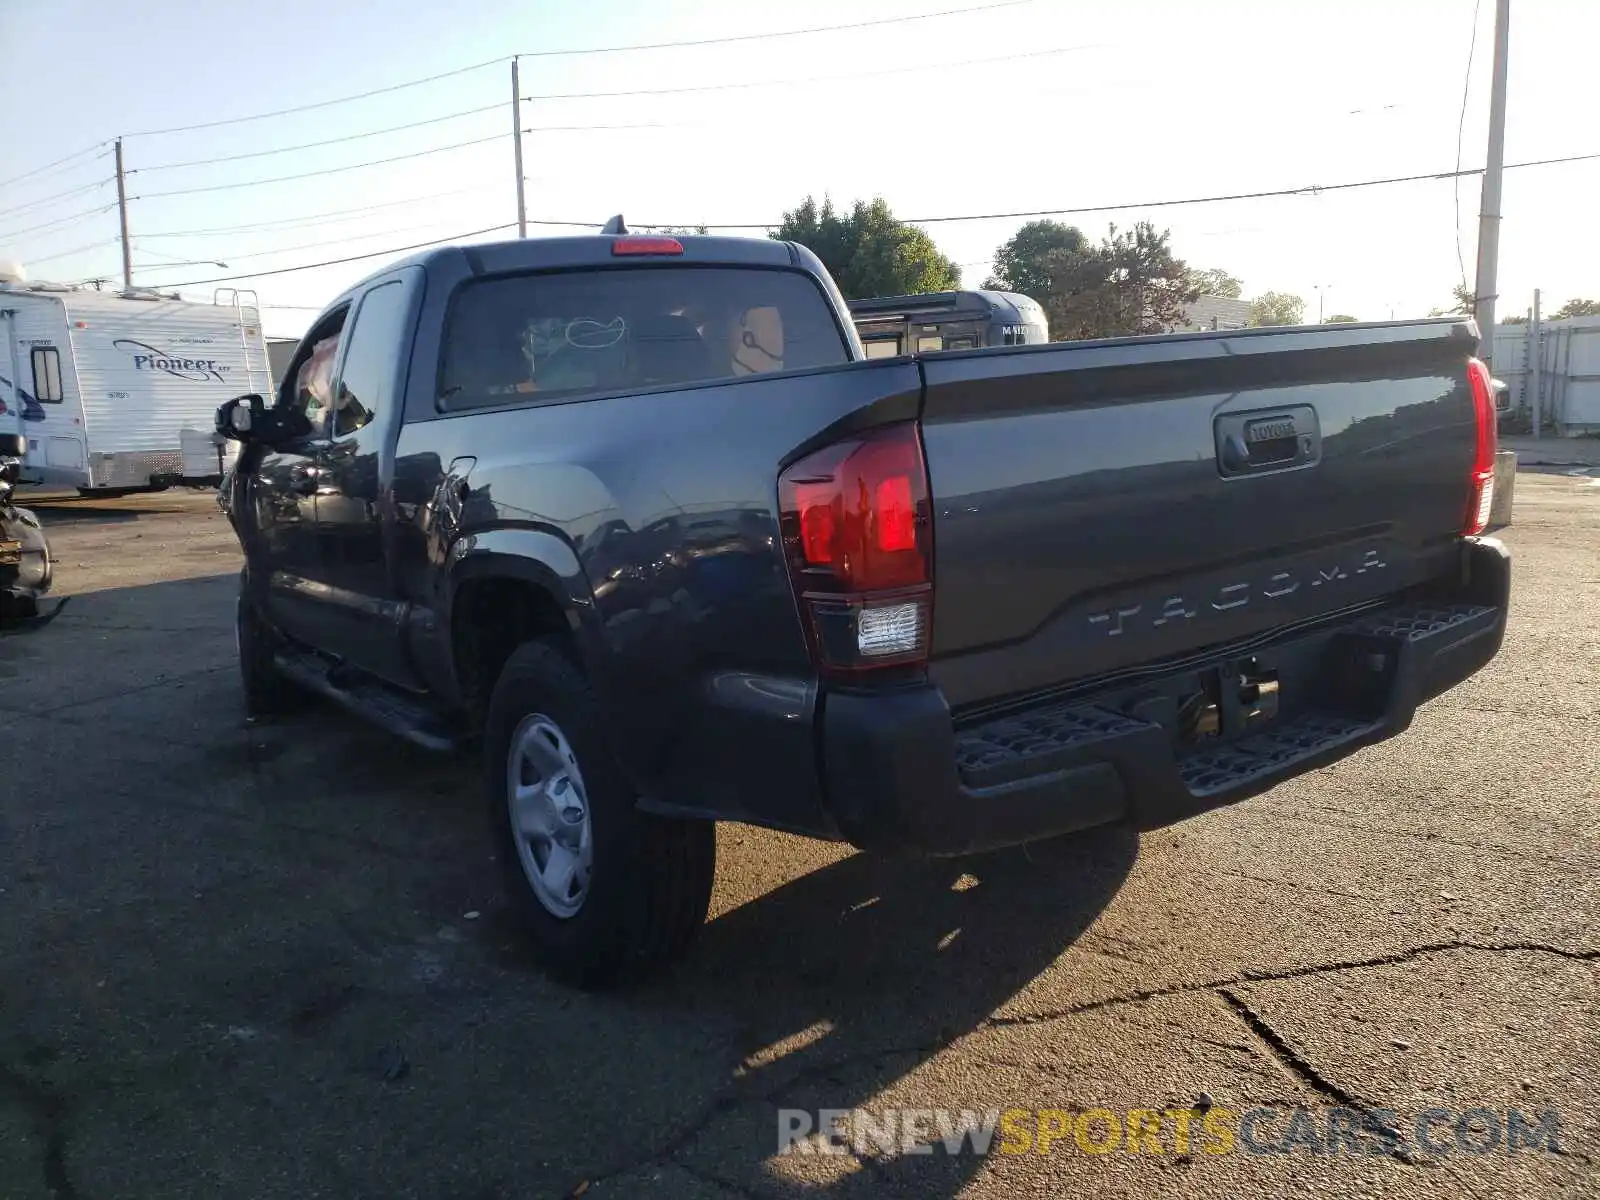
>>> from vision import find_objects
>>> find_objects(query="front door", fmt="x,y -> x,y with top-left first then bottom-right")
252,424 -> 330,647
309,277 -> 417,686
245,319 -> 342,647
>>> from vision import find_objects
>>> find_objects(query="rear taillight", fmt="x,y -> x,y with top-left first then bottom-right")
1464,357 -> 1498,535
778,423 -> 933,674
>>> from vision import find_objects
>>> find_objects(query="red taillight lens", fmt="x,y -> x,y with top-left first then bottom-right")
1464,356 -> 1498,535
611,236 -> 683,256
779,423 -> 933,673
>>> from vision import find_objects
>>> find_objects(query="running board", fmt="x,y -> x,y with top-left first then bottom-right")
273,649 -> 463,752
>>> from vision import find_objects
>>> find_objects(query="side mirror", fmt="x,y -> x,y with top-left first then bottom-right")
0,432 -> 25,458
216,394 -> 265,442
216,394 -> 312,446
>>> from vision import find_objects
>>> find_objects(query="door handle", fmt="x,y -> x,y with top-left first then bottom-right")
1215,406 -> 1320,478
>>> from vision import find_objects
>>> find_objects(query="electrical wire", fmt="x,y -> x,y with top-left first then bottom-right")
134,148 -> 1600,298
130,102 -> 513,173
138,216 -> 497,265
515,0 -> 1034,58
0,201 -> 120,242
121,57 -> 506,137
0,142 -> 112,191
611,151 -> 1600,229
152,223 -> 519,288
1454,0 -> 1485,294
524,42 -> 1099,101
132,133 -> 514,200
0,178 -> 112,222
20,239 -> 120,266
134,187 -> 497,238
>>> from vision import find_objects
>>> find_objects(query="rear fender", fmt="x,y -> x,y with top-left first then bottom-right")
438,527 -> 609,704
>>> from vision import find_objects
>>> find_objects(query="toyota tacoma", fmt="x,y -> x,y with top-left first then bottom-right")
216,222 -> 1509,986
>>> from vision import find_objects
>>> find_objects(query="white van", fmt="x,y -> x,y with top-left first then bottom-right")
0,272 -> 270,492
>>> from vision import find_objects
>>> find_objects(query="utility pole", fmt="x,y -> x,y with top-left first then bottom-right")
1530,287 -> 1542,438
1472,0 -> 1511,366
114,138 -> 132,291
511,57 -> 527,238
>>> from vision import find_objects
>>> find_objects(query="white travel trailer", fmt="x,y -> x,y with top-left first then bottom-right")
0,265 -> 270,492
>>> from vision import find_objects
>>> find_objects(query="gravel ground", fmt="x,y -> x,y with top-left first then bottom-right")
0,472 -> 1595,1199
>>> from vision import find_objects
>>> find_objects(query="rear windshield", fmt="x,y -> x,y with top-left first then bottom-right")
439,266 -> 850,409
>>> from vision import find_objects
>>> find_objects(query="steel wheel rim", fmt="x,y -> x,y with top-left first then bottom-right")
506,713 -> 593,919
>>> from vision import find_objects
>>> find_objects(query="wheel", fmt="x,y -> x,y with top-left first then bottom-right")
485,639 -> 715,988
236,586 -> 306,718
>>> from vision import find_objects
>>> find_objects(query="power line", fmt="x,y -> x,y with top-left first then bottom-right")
1454,0 -> 1485,293
122,57 -> 505,138
22,239 -> 120,266
153,223 -> 519,288
130,101 -> 512,173
0,201 -> 120,242
525,42 -> 1099,101
0,178 -> 112,222
515,0 -> 1034,57
0,142 -> 112,191
622,150 -> 1600,229
135,187 -> 497,238
133,133 -> 514,200
136,148 -> 1600,298
137,216 -> 487,264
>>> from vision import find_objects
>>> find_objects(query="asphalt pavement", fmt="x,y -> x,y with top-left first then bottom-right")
0,475 -> 1595,1199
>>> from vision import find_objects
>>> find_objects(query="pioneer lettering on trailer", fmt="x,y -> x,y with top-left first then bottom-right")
112,338 -> 229,383
1087,548 -> 1388,637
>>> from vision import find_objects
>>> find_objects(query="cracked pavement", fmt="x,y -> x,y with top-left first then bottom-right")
0,473 -> 1595,1199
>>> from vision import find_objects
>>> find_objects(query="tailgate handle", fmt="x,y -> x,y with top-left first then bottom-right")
1216,406 -> 1320,477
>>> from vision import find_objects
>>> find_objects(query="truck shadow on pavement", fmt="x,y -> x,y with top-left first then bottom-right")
650,824 -> 1139,1195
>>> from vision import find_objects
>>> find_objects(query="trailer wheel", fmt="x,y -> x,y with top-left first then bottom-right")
485,638 -> 715,988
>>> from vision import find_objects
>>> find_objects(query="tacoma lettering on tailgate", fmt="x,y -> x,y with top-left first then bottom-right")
1087,548 -> 1387,638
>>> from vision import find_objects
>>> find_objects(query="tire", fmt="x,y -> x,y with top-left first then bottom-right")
236,586 -> 305,718
485,638 -> 715,988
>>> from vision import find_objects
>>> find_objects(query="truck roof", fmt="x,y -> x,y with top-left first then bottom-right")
847,290 -> 1044,324
336,234 -> 807,307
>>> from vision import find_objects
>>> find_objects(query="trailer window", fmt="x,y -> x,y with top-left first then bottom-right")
30,347 -> 62,402
439,266 -> 850,410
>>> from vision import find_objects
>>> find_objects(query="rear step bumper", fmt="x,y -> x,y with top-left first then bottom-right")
820,537 -> 1510,856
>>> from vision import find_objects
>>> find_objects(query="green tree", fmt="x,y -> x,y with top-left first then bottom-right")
1549,298 -> 1600,319
984,220 -> 1088,302
772,196 -> 959,300
990,221 -> 1197,340
1186,267 -> 1244,299
1248,291 -> 1307,327
1430,283 -> 1476,317
1323,313 -> 1359,323
1053,223 -> 1199,339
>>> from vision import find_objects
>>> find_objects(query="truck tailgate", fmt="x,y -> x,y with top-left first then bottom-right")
919,319 -> 1480,711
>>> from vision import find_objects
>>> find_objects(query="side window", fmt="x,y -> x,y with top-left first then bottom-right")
295,334 -> 340,437
30,347 -> 63,402
332,281 -> 406,438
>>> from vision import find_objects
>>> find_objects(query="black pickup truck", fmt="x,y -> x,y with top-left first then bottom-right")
217,223 -> 1508,985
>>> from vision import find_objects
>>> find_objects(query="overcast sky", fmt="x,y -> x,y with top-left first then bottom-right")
3,0 -> 1595,337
